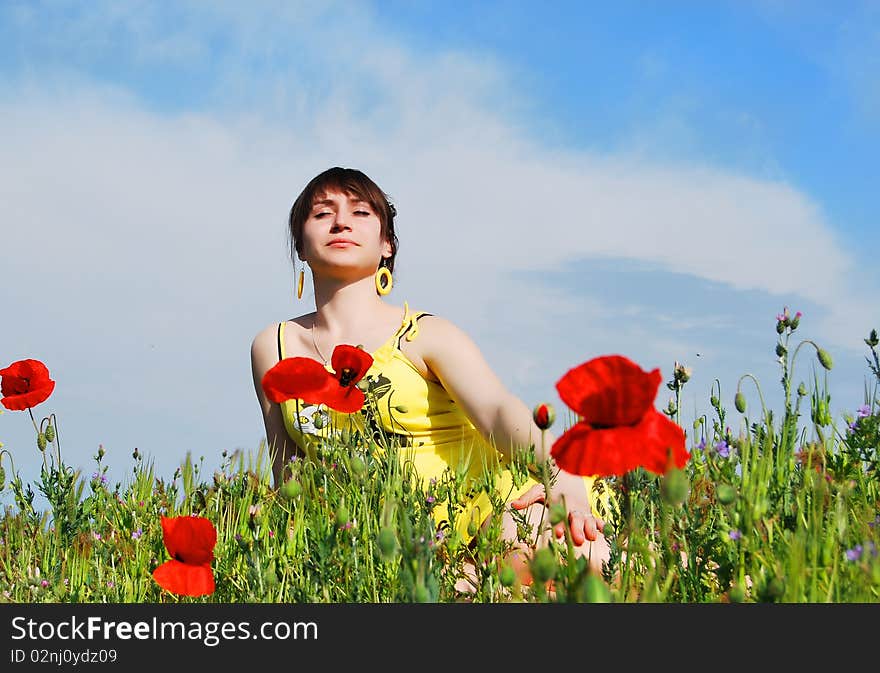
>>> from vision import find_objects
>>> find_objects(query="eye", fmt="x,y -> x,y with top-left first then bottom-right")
313,211 -> 331,218
354,210 -> 371,216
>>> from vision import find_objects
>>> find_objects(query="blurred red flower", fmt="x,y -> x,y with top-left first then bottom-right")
0,359 -> 56,411
262,344 -> 373,414
551,355 -> 688,477
152,515 -> 217,597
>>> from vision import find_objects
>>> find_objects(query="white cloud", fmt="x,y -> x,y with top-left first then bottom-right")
1,2 -> 877,491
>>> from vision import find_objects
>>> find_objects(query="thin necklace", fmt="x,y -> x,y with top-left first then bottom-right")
310,318 -> 330,365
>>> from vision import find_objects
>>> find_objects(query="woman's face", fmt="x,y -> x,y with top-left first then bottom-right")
301,190 -> 392,273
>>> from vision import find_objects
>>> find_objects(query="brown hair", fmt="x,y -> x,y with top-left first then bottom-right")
288,167 -> 399,274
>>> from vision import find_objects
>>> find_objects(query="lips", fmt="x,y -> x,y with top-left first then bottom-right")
328,239 -> 357,246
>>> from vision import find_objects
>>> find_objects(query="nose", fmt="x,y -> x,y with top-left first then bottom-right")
331,212 -> 352,231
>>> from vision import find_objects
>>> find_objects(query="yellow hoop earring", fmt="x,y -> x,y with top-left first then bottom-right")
375,266 -> 393,295
297,268 -> 304,300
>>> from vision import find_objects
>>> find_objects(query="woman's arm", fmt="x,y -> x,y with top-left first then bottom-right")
250,324 -> 305,486
420,316 -> 602,544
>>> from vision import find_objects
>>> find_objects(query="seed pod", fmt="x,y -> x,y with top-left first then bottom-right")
467,519 -> 478,538
376,527 -> 397,560
280,478 -> 302,500
349,456 -> 366,477
529,547 -> 557,584
660,468 -> 689,506
817,348 -> 833,371
335,502 -> 350,528
499,564 -> 517,588
716,483 -> 737,506
734,392 -> 747,414
865,329 -> 879,348
728,584 -> 746,603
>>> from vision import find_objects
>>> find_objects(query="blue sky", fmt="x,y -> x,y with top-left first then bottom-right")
2,1 -> 878,505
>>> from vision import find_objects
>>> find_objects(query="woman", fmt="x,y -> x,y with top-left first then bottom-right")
250,167 -> 610,585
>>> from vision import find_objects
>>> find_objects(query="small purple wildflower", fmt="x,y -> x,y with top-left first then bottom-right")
426,495 -> 435,504
92,532 -> 102,541
40,579 -> 49,588
696,438 -> 707,451
729,529 -> 742,541
107,581 -> 114,588
715,440 -> 730,458
846,545 -> 863,561
63,578 -> 69,586
138,500 -> 144,508
131,528 -> 143,541
436,530 -> 445,542
856,404 -> 872,419
268,530 -> 275,538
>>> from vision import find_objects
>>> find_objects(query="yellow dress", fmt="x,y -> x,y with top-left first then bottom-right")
278,300 -> 604,544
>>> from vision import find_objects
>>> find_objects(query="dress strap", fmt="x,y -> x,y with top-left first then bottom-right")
277,321 -> 286,361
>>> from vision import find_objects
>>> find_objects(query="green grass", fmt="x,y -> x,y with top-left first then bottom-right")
1,320 -> 878,603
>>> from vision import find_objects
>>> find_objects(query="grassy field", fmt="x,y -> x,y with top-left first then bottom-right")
1,316 -> 878,603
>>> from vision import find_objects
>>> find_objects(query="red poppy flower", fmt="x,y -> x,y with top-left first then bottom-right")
152,515 -> 217,597
261,344 -> 373,414
0,359 -> 56,411
550,355 -> 688,477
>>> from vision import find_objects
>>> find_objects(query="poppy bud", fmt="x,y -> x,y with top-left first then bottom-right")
529,548 -> 557,584
532,403 -> 555,430
0,464 -> 5,491
710,395 -> 720,408
349,456 -> 366,477
817,348 -> 833,371
37,432 -> 47,452
660,468 -> 689,506
312,414 -> 326,429
44,424 -> 55,443
716,483 -> 737,505
499,564 -> 517,588
734,392 -> 747,414
549,501 -> 567,526
775,343 -> 786,358
797,382 -> 807,397
335,502 -> 350,528
692,419 -> 701,431
582,573 -> 611,603
376,527 -> 397,560
728,584 -> 746,603
280,478 -> 302,500
467,519 -> 478,538
866,329 -> 879,348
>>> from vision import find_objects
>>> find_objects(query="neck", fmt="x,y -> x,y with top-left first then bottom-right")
310,273 -> 389,337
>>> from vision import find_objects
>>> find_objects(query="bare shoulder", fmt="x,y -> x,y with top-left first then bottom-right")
414,314 -> 482,361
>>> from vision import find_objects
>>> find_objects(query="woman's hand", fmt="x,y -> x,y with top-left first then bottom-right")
510,478 -> 605,546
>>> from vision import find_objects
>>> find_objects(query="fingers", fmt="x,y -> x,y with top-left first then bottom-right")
510,484 -> 546,510
554,511 -> 602,546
